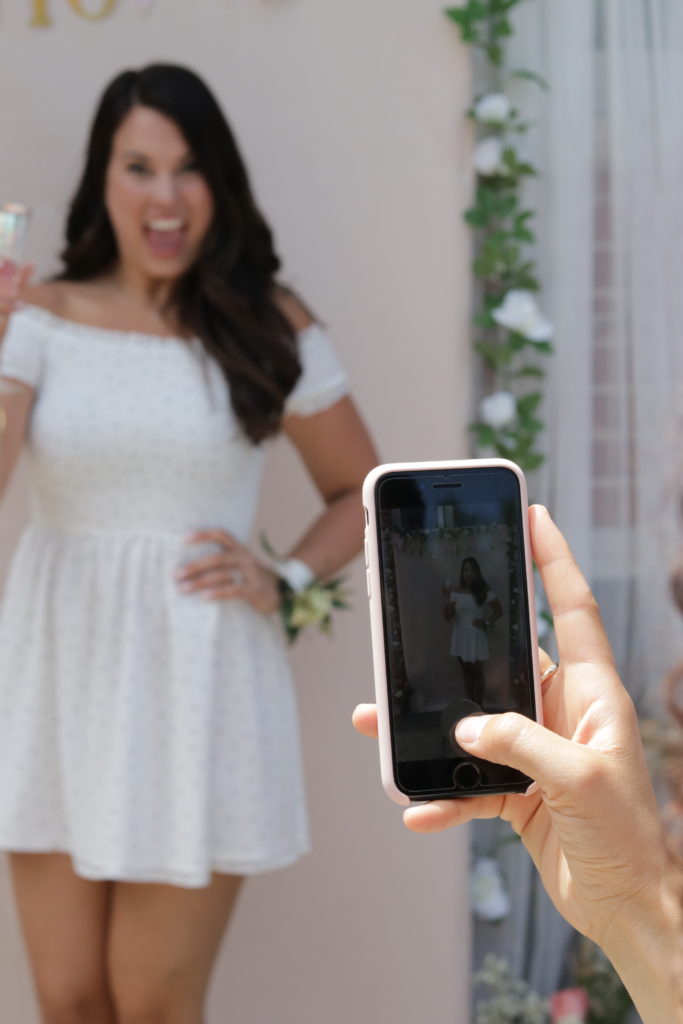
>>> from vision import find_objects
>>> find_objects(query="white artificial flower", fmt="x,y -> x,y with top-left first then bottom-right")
473,136 -> 506,177
289,587 -> 335,629
479,390 -> 517,430
471,857 -> 511,922
491,290 -> 554,342
473,92 -> 512,125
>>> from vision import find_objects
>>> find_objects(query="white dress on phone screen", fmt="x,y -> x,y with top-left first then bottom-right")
0,304 -> 349,887
448,589 -> 496,663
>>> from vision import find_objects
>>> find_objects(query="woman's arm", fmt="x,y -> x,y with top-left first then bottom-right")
176,398 -> 377,608
599,875 -> 683,1024
0,272 -> 38,499
0,277 -> 36,502
0,379 -> 34,501
484,596 -> 503,628
274,288 -> 378,575
282,395 -> 378,577
175,295 -> 379,609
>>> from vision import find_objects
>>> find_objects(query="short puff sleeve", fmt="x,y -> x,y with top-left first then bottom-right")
0,306 -> 45,389
284,324 -> 349,418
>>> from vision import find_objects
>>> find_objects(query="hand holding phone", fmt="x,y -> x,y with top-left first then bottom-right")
355,505 -> 680,1024
362,458 -> 541,803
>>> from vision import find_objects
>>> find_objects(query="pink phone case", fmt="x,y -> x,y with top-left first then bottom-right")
362,458 -> 542,805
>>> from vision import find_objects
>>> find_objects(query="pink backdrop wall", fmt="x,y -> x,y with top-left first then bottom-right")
0,2 -> 473,1020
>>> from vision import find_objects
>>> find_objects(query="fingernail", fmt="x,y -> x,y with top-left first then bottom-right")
455,715 -> 491,745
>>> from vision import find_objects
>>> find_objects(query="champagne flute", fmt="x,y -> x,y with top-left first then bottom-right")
0,203 -> 30,301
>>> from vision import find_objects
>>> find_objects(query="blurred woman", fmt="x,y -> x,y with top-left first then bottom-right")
0,64 -> 377,1024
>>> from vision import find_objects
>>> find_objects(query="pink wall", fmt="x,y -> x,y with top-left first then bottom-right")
0,2 -> 473,1020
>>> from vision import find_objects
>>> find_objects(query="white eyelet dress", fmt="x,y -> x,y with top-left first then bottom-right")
0,305 -> 349,887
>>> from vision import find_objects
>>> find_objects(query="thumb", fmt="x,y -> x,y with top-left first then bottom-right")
455,712 -> 589,790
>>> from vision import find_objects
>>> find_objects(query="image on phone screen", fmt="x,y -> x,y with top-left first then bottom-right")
375,466 -> 537,797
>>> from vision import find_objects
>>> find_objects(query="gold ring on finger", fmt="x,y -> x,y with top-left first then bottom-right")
540,661 -> 560,684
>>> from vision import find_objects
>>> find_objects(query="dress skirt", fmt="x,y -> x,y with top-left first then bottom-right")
0,525 -> 310,887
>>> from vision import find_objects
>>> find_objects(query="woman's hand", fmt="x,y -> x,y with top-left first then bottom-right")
485,596 -> 503,627
353,506 -> 683,1022
420,506 -> 668,950
175,528 -> 280,614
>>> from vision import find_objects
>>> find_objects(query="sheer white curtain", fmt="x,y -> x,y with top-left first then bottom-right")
539,0 -> 683,703
472,1 -> 683,1005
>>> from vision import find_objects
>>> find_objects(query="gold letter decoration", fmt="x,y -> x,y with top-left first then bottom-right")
30,0 -> 52,25
68,0 -> 117,19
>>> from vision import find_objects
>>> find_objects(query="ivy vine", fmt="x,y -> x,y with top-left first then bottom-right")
446,0 -> 552,473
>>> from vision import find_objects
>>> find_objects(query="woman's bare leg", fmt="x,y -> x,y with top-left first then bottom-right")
9,852 -> 115,1024
109,873 -> 243,1024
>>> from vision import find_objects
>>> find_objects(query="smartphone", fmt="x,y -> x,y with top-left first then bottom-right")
362,459 -> 541,804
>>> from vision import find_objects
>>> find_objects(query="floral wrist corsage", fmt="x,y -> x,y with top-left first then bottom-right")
260,534 -> 350,644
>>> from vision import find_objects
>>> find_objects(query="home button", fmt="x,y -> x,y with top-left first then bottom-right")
453,761 -> 482,790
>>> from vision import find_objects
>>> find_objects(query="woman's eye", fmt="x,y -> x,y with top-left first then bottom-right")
127,163 -> 150,175
180,161 -> 201,174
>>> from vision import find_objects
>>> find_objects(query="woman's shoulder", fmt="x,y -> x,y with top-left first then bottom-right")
22,280 -> 70,317
0,282 -> 71,384
20,280 -> 150,337
272,285 -> 317,333
22,280 -> 103,324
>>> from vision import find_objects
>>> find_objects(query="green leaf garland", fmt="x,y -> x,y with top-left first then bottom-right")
447,0 -> 552,474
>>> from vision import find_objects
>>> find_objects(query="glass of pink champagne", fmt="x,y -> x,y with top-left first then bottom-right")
0,204 -> 30,301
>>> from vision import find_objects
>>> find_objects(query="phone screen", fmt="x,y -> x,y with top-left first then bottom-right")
375,465 -> 536,798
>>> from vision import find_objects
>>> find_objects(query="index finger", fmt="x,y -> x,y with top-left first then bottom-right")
352,703 -> 378,738
529,505 -> 615,670
175,552 -> 241,581
185,529 -> 238,549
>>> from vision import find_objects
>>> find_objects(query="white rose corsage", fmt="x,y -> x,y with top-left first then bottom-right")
260,534 -> 350,644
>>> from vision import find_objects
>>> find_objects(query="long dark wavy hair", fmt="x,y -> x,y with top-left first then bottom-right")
57,63 -> 302,444
460,557 -> 489,607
